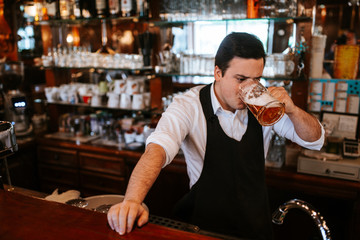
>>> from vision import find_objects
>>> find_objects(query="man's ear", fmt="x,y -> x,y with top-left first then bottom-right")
214,66 -> 222,82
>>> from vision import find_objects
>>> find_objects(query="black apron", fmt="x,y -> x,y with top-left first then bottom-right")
174,84 -> 273,240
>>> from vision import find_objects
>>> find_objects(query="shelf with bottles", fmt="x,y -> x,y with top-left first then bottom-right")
35,15 -> 141,26
152,16 -> 312,27
28,0 -> 151,26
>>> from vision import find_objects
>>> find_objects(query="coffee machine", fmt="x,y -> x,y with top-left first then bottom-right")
0,61 -> 31,136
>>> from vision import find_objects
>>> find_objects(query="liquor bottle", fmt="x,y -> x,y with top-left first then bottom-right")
73,0 -> 82,18
138,0 -> 150,19
95,0 -> 108,18
247,0 -> 259,18
121,0 -> 136,17
59,0 -> 71,19
0,0 -> 15,60
81,0 -> 97,18
108,0 -> 120,16
55,0 -> 61,19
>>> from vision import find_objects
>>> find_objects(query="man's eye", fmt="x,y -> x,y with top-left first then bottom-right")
236,78 -> 246,82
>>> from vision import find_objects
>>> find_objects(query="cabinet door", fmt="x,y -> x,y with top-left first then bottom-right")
37,146 -> 78,167
79,152 -> 126,176
80,170 -> 126,196
38,164 -> 79,193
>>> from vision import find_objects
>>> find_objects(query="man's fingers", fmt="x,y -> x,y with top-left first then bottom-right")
137,210 -> 149,227
118,205 -> 129,235
126,206 -> 138,233
107,205 -> 119,231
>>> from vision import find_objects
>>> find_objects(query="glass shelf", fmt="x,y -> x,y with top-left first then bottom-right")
157,73 -> 301,81
36,99 -> 154,113
33,65 -> 154,73
35,16 -> 142,26
34,16 -> 311,27
156,73 -> 213,77
152,16 -> 312,27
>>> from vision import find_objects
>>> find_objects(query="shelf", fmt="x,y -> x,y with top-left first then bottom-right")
35,16 -> 143,26
152,16 -> 312,27
156,73 -> 213,77
36,99 -> 154,113
33,65 -> 154,73
158,73 -> 302,81
34,16 -> 312,27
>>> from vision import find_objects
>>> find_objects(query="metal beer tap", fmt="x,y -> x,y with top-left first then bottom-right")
272,199 -> 332,240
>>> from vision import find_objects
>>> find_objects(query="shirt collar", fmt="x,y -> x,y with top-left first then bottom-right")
210,82 -> 221,115
210,82 -> 238,116
210,82 -> 247,118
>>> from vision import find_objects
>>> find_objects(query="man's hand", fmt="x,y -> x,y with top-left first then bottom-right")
267,86 -> 295,114
106,143 -> 166,235
107,199 -> 149,235
268,86 -> 322,142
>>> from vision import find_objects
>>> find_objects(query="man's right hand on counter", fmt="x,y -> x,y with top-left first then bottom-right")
107,199 -> 149,235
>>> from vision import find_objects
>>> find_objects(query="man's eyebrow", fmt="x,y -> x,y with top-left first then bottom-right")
234,74 -> 262,79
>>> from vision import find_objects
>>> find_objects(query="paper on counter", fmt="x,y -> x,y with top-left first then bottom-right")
45,189 -> 81,203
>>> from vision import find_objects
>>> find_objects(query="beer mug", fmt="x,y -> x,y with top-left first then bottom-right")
238,79 -> 285,126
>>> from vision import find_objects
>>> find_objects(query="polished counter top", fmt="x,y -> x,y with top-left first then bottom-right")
0,190 -> 225,240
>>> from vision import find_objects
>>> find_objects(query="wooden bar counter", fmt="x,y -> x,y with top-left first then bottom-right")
32,137 -> 360,239
0,190 -> 222,240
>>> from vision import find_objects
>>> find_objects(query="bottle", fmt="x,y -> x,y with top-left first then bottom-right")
247,0 -> 259,18
108,0 -> 120,16
59,0 -> 71,19
55,0 -> 61,19
96,0 -> 108,18
121,0 -> 136,17
73,0 -> 82,18
0,0 -> 14,58
138,0 -> 150,19
81,0 -> 96,18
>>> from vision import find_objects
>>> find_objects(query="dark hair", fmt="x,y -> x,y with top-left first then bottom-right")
215,32 -> 266,76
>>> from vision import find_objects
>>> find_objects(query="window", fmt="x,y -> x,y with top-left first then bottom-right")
172,20 -> 270,56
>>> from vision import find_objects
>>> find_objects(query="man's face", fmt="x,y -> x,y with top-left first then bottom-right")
214,56 -> 264,112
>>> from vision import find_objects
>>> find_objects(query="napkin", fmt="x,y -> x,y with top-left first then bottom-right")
44,189 -> 81,203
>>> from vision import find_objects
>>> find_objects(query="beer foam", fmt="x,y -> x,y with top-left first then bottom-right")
244,92 -> 276,106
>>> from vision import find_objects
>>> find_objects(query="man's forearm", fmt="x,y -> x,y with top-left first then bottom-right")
287,106 -> 322,142
124,143 -> 166,204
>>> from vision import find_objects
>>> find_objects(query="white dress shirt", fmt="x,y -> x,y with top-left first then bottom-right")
146,83 -> 325,188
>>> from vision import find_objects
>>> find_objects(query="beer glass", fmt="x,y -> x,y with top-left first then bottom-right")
238,79 -> 285,126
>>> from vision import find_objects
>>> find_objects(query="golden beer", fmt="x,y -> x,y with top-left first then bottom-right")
239,79 -> 285,126
247,102 -> 285,126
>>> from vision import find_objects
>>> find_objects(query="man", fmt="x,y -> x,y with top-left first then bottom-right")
107,32 -> 324,239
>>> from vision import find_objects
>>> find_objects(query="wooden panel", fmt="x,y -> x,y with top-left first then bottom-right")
80,170 -> 126,194
37,146 -> 77,167
79,152 -> 126,176
0,191 -> 220,240
38,164 -> 78,186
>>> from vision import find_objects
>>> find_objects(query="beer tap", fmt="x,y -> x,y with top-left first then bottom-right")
272,199 -> 332,240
